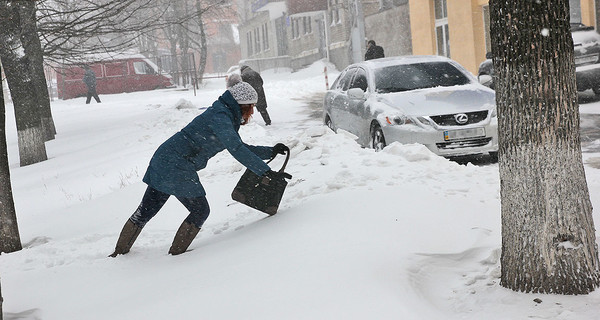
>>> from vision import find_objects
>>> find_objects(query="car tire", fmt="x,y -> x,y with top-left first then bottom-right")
325,115 -> 336,132
370,123 -> 386,151
593,86 -> 600,96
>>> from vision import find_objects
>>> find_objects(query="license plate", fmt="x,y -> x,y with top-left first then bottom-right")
575,54 -> 598,66
444,128 -> 485,141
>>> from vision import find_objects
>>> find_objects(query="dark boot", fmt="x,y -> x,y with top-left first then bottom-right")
109,219 -> 143,257
168,221 -> 201,255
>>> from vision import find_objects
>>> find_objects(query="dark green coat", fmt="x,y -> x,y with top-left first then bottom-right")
143,90 -> 273,197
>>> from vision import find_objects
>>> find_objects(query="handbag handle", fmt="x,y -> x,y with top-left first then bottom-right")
267,150 -> 291,174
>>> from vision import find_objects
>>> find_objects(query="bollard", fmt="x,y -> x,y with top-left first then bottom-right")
324,66 -> 329,90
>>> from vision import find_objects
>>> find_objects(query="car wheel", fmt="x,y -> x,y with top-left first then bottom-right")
370,123 -> 386,151
593,86 -> 600,96
324,115 -> 336,132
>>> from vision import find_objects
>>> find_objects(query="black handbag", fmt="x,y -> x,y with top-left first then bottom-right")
231,151 -> 292,215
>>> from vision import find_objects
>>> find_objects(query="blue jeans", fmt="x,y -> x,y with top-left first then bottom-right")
129,186 -> 210,229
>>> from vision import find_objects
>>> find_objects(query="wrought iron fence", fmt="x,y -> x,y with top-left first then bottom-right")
155,52 -> 198,88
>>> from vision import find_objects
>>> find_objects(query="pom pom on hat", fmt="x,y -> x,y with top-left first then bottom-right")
228,81 -> 258,105
226,73 -> 242,88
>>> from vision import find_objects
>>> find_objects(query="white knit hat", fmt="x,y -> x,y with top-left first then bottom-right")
228,82 -> 258,105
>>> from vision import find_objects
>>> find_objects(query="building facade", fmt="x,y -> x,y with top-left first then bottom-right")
236,0 -> 597,74
236,0 -> 292,72
408,0 -> 597,74
204,2 -> 243,74
363,0 -> 412,59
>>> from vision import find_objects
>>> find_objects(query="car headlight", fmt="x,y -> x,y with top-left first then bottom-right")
491,108 -> 497,118
385,115 -> 414,125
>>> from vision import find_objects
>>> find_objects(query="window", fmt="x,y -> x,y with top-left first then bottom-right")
133,62 -> 155,75
254,27 -> 261,52
262,23 -> 269,50
482,5 -> 491,54
570,0 -> 581,23
434,0 -> 450,57
373,62 -> 470,93
105,62 -> 127,77
304,17 -> 312,34
337,68 -> 357,91
292,18 -> 300,38
329,0 -> 340,25
350,68 -> 368,92
247,31 -> 253,55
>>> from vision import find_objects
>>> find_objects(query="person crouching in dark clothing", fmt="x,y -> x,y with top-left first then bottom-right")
240,65 -> 271,125
365,40 -> 385,61
109,81 -> 290,256
83,65 -> 101,104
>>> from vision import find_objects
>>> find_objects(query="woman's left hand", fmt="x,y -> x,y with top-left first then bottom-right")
271,143 -> 289,158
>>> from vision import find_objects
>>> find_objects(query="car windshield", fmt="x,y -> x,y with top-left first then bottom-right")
374,62 -> 471,93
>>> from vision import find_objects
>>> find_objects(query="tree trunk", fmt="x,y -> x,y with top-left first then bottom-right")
0,64 -> 22,254
18,0 -> 56,141
0,277 -> 3,320
196,0 -> 207,85
596,0 -> 600,34
0,1 -> 48,167
490,0 -> 600,294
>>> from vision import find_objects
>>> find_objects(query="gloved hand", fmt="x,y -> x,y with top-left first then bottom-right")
262,170 -> 292,182
271,143 -> 290,158
263,170 -> 278,180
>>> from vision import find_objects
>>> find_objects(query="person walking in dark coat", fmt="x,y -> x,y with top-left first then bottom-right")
109,81 -> 290,256
240,65 -> 271,125
83,65 -> 101,104
364,40 -> 385,61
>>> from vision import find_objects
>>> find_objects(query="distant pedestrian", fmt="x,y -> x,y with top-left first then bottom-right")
240,65 -> 271,125
83,65 -> 101,104
365,40 -> 385,61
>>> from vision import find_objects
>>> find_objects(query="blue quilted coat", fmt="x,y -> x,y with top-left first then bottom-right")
143,90 -> 273,197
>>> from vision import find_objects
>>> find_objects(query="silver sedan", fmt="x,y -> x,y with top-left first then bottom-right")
323,55 -> 498,158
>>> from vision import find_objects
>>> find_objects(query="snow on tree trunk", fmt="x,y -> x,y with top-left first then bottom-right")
490,0 -> 600,294
0,65 -> 22,254
16,127 -> 47,167
0,1 -> 48,167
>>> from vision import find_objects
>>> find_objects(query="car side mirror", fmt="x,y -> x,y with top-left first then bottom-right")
347,88 -> 365,100
478,74 -> 493,87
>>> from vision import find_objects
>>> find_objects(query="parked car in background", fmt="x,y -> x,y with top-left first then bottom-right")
323,55 -> 498,158
56,54 -> 172,100
478,23 -> 600,94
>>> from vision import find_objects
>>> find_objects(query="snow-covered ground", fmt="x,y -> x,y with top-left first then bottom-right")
2,61 -> 600,319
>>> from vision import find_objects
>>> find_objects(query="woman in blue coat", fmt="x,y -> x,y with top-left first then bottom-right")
110,82 -> 289,256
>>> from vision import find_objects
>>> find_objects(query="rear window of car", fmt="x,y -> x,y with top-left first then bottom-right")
373,62 -> 470,93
